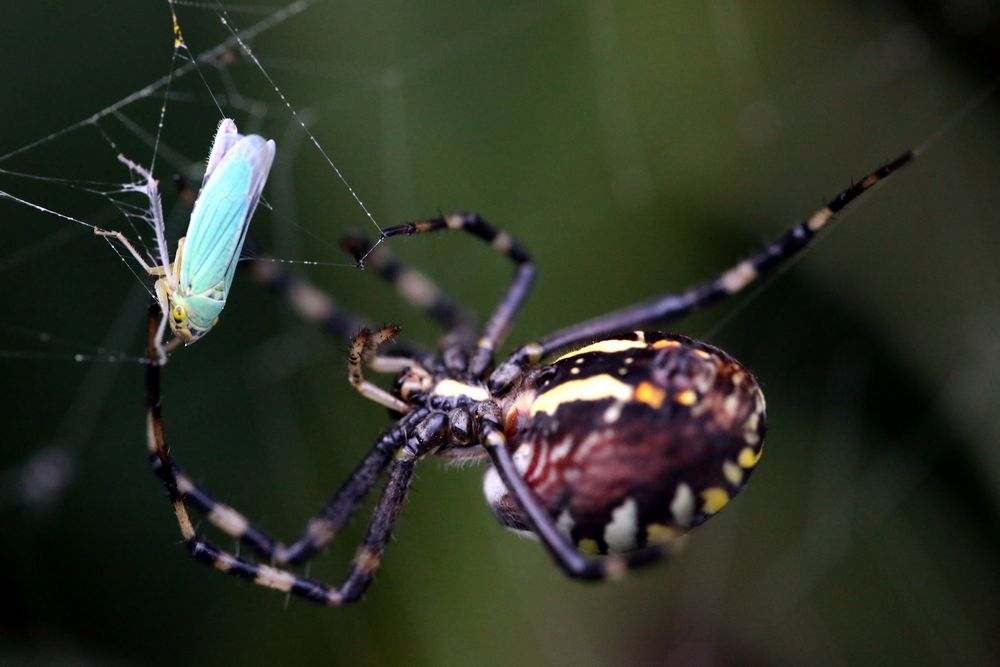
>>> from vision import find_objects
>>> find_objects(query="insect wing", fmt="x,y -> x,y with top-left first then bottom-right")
180,132 -> 275,298
202,118 -> 240,186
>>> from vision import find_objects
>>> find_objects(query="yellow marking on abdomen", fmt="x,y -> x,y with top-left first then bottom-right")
529,374 -> 634,416
674,389 -> 697,406
554,339 -> 647,363
646,523 -> 677,544
651,339 -> 681,349
635,381 -> 666,409
738,445 -> 763,468
700,487 -> 730,514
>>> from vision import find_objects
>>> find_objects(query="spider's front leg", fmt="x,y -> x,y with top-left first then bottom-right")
145,304 -> 434,603
248,251 -> 370,341
489,151 -> 915,394
356,213 -> 536,376
342,230 -> 476,335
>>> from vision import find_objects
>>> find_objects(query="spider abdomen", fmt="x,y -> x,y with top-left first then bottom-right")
485,332 -> 766,555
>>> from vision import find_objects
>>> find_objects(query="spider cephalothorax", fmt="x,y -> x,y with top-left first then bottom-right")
143,153 -> 912,604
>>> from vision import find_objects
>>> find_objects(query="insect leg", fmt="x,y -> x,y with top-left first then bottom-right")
149,279 -> 172,364
116,154 -> 172,272
94,228 -> 167,276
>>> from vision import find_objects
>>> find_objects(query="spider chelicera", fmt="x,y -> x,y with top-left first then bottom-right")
144,150 -> 913,605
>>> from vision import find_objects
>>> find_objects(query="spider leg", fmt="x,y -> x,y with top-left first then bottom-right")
347,327 -> 412,412
342,230 -> 476,334
367,213 -> 535,376
481,424 -> 685,580
145,304 -> 428,604
248,250 -> 369,339
147,417 -> 409,565
490,151 -> 915,393
344,229 -> 476,373
245,249 -> 433,363
332,447 -> 420,603
276,417 -> 421,564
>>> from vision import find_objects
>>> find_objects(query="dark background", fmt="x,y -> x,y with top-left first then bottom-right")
1,1 -> 998,665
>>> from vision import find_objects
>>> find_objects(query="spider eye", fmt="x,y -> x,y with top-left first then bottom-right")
172,305 -> 186,324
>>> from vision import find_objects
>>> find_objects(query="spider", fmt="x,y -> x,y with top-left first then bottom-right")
144,150 -> 914,605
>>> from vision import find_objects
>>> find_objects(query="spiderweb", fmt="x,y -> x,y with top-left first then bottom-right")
0,1 -> 997,665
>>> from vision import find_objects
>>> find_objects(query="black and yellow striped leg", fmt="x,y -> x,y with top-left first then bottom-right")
143,301 -> 412,564
247,253 -> 431,364
341,231 -> 475,334
343,230 -> 476,373
334,449 -> 418,603
148,419 -> 409,566
146,318 -> 337,604
248,251 -> 369,340
481,424 -> 684,580
489,151 -> 915,394
275,419 -> 414,564
145,305 -> 427,603
149,457 -> 280,558
371,213 -> 536,376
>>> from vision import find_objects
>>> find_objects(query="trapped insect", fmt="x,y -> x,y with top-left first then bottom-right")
98,119 -> 275,362
143,150 -> 913,604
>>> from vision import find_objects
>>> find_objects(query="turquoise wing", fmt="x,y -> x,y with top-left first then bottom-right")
179,132 -> 275,298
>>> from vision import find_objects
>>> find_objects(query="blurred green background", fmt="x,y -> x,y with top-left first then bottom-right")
1,1 -> 998,665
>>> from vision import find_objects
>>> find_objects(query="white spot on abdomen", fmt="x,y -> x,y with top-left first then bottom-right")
557,509 -> 575,539
604,498 -> 639,552
482,466 -> 506,507
671,483 -> 695,527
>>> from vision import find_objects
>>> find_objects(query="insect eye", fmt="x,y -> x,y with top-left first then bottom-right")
172,305 -> 186,323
